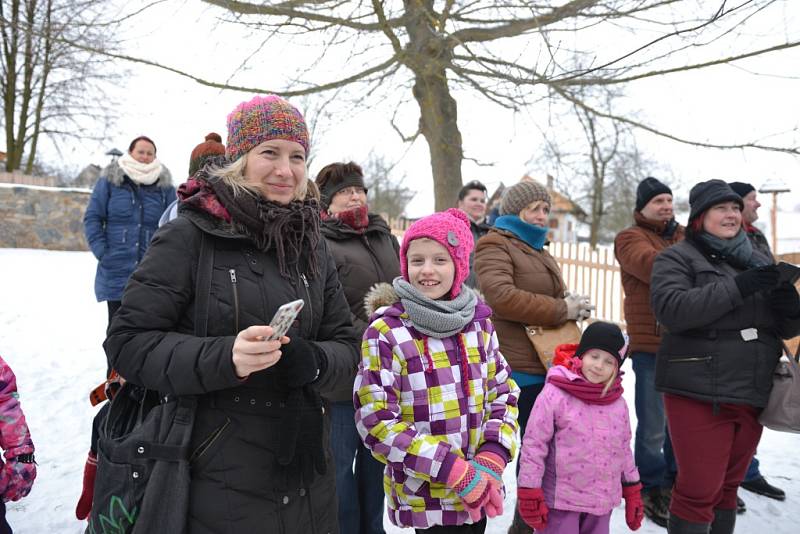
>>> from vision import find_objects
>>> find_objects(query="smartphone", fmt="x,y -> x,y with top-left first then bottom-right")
265,299 -> 305,340
776,261 -> 800,285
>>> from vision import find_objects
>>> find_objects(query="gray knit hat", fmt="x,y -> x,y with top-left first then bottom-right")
500,180 -> 551,216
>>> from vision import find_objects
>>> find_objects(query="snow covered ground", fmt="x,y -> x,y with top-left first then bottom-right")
0,248 -> 797,533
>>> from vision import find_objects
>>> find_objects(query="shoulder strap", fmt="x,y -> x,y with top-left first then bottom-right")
194,231 -> 214,338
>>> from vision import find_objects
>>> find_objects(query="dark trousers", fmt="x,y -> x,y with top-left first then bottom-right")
416,517 -> 486,533
515,382 -> 545,477
0,500 -> 12,534
330,401 -> 385,534
665,394 -> 762,523
631,352 -> 677,491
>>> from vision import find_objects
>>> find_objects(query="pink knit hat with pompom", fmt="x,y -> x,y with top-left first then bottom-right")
400,208 -> 474,298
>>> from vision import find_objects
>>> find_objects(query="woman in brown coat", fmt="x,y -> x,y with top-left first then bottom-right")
474,180 -> 593,534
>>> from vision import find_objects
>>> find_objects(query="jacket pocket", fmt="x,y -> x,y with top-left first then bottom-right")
190,416 -> 235,473
656,353 -> 715,396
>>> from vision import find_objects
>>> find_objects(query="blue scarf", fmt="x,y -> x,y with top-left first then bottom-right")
494,215 -> 548,251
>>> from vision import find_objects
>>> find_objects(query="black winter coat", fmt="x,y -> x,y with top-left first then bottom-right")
105,205 -> 359,534
651,237 -> 800,408
320,213 -> 400,402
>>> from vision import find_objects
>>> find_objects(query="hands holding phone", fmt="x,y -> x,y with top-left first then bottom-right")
232,325 -> 290,379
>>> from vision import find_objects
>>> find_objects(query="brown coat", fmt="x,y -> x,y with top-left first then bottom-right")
474,228 -> 567,375
614,212 -> 684,353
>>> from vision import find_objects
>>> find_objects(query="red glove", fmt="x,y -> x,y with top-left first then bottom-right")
517,487 -> 548,530
622,482 -> 644,531
75,451 -> 98,520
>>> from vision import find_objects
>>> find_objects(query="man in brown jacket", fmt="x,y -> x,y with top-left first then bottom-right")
614,177 -> 683,528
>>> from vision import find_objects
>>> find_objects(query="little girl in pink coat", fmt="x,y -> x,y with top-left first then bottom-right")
516,322 -> 644,534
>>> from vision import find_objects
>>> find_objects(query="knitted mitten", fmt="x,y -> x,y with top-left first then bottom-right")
75,451 -> 97,520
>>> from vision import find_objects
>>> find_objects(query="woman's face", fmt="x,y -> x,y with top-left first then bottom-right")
458,189 -> 487,222
130,140 -> 156,164
702,201 -> 742,239
406,238 -> 455,300
328,186 -> 367,215
580,349 -> 617,385
519,200 -> 550,227
244,139 -> 307,204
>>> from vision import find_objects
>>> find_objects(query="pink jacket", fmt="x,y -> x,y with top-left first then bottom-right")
518,365 -> 639,515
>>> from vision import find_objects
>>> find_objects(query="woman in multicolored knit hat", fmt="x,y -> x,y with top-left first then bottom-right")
103,95 -> 359,533
354,208 -> 520,533
474,179 -> 593,534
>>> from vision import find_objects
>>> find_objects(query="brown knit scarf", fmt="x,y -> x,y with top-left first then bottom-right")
209,178 -> 322,280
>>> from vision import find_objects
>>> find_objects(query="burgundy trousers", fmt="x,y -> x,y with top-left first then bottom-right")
665,394 -> 762,523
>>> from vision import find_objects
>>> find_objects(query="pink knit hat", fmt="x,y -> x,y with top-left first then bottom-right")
400,208 -> 474,298
226,95 -> 309,161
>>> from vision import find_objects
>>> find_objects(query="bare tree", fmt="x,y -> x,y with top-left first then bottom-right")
99,1 -> 799,209
362,151 -> 416,219
0,0 -> 120,173
537,87 -> 666,246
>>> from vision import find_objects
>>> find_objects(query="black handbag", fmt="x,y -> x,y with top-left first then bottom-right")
87,232 -> 214,534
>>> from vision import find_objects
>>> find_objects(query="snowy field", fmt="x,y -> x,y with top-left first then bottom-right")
0,248 -> 797,533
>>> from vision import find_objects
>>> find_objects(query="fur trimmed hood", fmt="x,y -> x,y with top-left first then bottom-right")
102,159 -> 173,188
362,282 -> 488,322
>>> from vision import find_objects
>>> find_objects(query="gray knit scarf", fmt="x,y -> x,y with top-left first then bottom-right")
392,277 -> 478,338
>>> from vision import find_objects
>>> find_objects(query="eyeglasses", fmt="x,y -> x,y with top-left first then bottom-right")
336,186 -> 366,197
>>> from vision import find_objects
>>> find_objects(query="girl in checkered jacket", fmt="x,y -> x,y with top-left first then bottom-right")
354,208 -> 520,533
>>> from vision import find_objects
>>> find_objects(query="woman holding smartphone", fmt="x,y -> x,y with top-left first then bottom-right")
104,95 -> 359,533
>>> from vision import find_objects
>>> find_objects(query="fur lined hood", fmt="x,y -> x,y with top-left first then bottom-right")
102,159 -> 173,188
363,282 -> 488,322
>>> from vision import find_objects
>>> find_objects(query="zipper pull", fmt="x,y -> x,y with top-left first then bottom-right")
229,269 -> 237,284
300,273 -> 309,288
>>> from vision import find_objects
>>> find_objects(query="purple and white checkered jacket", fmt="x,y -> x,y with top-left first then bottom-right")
354,298 -> 520,528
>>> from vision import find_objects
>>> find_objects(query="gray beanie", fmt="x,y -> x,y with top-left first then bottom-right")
500,180 -> 551,216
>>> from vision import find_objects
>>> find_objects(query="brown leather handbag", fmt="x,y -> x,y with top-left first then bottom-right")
524,321 -> 582,370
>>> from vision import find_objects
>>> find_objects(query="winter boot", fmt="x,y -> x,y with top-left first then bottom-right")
709,509 -> 736,534
667,514 -> 711,534
508,508 -> 534,534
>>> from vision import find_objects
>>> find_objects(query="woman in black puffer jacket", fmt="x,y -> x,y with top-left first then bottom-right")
651,179 -> 800,534
104,95 -> 358,534
315,161 -> 400,534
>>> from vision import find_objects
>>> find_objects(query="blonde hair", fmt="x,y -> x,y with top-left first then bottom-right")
580,348 -> 619,397
207,154 -> 309,201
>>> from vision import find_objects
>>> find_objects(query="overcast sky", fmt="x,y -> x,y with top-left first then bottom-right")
47,1 -> 800,220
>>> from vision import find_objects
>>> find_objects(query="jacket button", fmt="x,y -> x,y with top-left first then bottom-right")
282,495 -> 289,505
299,488 -> 306,497
250,398 -> 256,405
233,396 -> 240,403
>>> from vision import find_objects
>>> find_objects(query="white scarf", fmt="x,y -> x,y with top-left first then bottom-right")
118,152 -> 164,186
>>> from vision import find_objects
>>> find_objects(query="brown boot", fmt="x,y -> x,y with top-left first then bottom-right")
508,508 -> 534,534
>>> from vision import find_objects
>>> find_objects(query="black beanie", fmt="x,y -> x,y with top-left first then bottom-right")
575,321 -> 628,365
688,179 -> 744,222
728,181 -> 755,199
635,177 -> 672,212
314,162 -> 368,208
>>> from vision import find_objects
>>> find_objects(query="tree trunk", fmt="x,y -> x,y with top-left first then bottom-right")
404,0 -> 463,212
411,72 -> 463,211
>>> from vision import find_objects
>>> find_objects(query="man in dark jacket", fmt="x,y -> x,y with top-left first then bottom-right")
316,161 -> 401,534
728,181 -> 786,502
457,180 -> 491,289
614,177 -> 683,527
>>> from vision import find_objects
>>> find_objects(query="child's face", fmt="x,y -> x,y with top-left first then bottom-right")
580,349 -> 618,384
406,238 -> 455,300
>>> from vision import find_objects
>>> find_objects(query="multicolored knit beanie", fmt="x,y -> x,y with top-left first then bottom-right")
400,208 -> 474,298
188,133 -> 225,177
225,95 -> 309,161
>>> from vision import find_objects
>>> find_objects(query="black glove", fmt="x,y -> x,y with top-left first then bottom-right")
274,338 -> 325,389
734,265 -> 779,298
769,282 -> 800,317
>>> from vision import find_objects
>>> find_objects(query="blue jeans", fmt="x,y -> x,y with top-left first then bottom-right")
744,454 -> 761,482
330,401 -> 386,534
632,352 -> 677,491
